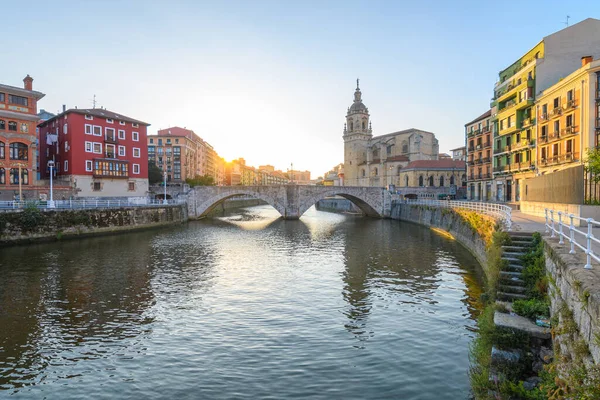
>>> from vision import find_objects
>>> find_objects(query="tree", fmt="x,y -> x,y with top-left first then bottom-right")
586,148 -> 600,182
148,160 -> 163,185
186,174 -> 215,187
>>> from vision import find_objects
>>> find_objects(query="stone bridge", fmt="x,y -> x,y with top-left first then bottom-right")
185,185 -> 392,219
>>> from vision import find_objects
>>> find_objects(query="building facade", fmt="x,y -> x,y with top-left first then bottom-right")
465,110 -> 494,200
449,146 -> 467,161
38,108 -> 149,197
148,127 -> 199,182
0,75 -> 45,199
343,80 -> 439,188
396,160 -> 467,199
536,56 -> 600,174
491,18 -> 600,202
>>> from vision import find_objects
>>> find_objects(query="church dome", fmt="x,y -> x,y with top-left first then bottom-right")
349,101 -> 367,113
347,79 -> 368,115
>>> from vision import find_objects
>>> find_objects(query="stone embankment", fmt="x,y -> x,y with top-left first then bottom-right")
0,205 -> 188,246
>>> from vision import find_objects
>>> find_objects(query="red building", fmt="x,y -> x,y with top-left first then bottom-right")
0,75 -> 45,199
38,108 -> 150,197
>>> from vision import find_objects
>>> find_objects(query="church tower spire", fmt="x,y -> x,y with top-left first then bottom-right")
344,79 -> 371,136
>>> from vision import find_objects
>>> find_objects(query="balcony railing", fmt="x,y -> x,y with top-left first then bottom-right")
483,141 -> 491,148
476,144 -> 482,150
539,135 -> 549,144
564,100 -> 577,110
504,145 -> 511,152
511,161 -> 534,171
539,113 -> 548,122
549,131 -> 561,140
493,165 -> 509,173
562,126 -> 578,136
596,90 -> 600,100
468,147 -> 475,152
541,152 -> 580,166
467,160 -> 475,166
482,126 -> 490,133
105,152 -> 116,159
550,107 -> 563,117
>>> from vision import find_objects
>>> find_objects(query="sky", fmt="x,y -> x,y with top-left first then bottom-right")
4,0 -> 600,178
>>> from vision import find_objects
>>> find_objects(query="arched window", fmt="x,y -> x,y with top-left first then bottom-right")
350,122 -> 354,130
0,142 -> 4,159
0,168 -> 4,184
362,121 -> 366,129
9,143 -> 28,160
402,141 -> 408,154
405,175 -> 409,187
8,121 -> 17,131
461,174 -> 467,186
428,176 -> 434,186
387,145 -> 393,155
439,176 -> 445,187
372,149 -> 379,158
361,169 -> 366,177
450,175 -> 455,185
419,176 -> 424,187
0,120 -> 5,130
397,166 -> 402,176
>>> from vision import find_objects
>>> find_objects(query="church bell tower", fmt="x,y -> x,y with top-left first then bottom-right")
343,79 -> 372,186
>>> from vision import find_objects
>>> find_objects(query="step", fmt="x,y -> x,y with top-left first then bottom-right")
509,232 -> 535,238
502,256 -> 523,265
504,264 -> 524,272
498,284 -> 527,294
499,277 -> 525,287
502,251 -> 526,258
497,291 -> 528,301
502,245 -> 529,252
494,311 -> 551,339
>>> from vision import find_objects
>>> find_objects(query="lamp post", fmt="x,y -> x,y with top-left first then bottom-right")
163,169 -> 168,205
47,160 -> 55,208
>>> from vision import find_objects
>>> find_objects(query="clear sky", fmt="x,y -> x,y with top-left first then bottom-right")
5,0 -> 599,178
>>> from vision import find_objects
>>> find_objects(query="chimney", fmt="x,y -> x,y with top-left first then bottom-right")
582,55 -> 593,67
62,105 -> 66,112
23,75 -> 33,91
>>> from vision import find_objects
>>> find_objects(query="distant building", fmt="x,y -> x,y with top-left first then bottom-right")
396,159 -> 467,199
342,80 -> 439,187
438,153 -> 451,160
465,110 -> 493,201
38,108 -> 149,197
449,146 -> 466,161
288,169 -> 311,184
0,75 -> 45,197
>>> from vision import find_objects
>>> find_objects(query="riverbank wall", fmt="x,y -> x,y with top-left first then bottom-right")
0,205 -> 188,246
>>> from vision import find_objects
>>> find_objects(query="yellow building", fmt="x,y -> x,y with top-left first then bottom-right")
536,56 -> 600,174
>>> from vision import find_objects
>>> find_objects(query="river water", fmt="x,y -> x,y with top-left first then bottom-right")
0,205 -> 484,399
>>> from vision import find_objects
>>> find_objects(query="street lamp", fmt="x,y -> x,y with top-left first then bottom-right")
47,160 -> 55,208
163,169 -> 168,205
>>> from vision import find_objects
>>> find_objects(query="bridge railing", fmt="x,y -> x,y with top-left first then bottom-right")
545,208 -> 599,269
0,198 -> 186,211
403,199 -> 512,231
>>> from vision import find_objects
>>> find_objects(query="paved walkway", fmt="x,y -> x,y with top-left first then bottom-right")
511,211 -> 546,233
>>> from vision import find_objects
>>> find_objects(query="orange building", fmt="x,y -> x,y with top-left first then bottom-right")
0,75 -> 45,198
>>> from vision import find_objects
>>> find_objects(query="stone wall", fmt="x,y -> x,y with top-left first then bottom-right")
521,165 -> 584,204
390,203 -> 491,277
544,238 -> 600,364
0,205 -> 188,246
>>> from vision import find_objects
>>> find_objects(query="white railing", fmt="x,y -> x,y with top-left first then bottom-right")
545,209 -> 598,269
404,199 -> 512,230
0,198 -> 186,211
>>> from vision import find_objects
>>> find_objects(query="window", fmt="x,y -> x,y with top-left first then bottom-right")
405,175 -> 409,186
0,168 -> 4,184
94,160 -> 128,177
119,120 -> 125,125
85,141 -> 93,152
500,119 -> 504,130
105,127 -> 116,141
8,121 -> 17,131
361,169 -> 365,177
9,143 -> 28,160
439,176 -> 445,187
8,95 -> 28,106
133,147 -> 140,158
158,139 -> 162,146
10,168 -> 28,185
0,120 -> 4,130
132,123 -> 139,128
554,121 -> 560,134
553,97 -> 560,108
0,93 -> 4,102
85,124 -> 93,135
566,114 -> 573,127
507,116 -> 513,128
541,125 -> 547,137
149,138 -> 154,144
133,164 -> 140,174
132,131 -> 139,141
428,176 -> 434,186
541,147 -> 547,160
0,142 -> 3,159
86,160 -> 93,171
128,182 -> 135,191
64,141 -> 69,152
118,145 -> 126,156
542,104 -> 548,117
85,114 -> 93,120
64,160 -> 68,172
118,129 -> 125,139
106,118 -> 113,124
175,139 -> 179,144
450,176 -> 455,185
93,143 -> 102,154
566,139 -> 573,154
105,144 -> 116,158
567,90 -> 573,102
419,176 -> 424,186
93,182 -> 101,191
63,123 -> 67,134
166,139 -> 171,144
387,145 -> 393,155
93,126 -> 102,136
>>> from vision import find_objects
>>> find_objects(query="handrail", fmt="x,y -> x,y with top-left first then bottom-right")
404,199 -> 512,231
0,198 -> 187,211
545,209 -> 598,269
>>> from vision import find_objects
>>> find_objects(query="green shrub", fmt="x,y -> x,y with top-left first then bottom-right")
512,298 -> 550,320
20,203 -> 43,231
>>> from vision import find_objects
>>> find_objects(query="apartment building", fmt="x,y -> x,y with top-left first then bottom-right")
148,127 -> 199,182
38,108 -> 150,197
536,56 -> 600,174
465,110 -> 493,200
0,75 -> 45,198
491,18 -> 600,202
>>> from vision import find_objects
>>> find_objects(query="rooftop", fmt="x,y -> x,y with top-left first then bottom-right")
39,107 -> 149,126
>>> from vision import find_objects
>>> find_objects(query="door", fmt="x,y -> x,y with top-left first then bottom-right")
506,180 -> 512,202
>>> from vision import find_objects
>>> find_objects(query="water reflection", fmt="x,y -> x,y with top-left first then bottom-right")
0,205 -> 484,399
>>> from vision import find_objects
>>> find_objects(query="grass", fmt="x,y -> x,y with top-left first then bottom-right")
512,298 -> 550,320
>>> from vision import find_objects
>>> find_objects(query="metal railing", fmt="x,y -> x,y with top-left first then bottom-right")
405,199 -> 512,230
545,209 -> 598,269
0,198 -> 186,211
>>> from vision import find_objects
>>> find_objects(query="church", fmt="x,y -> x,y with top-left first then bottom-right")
342,80 -> 440,187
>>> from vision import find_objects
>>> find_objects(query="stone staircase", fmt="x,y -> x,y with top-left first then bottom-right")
497,232 -> 533,302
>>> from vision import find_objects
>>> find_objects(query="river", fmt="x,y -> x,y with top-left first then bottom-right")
0,205 -> 484,399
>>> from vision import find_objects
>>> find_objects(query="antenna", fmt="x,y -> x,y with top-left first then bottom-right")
92,94 -> 97,109
564,15 -> 570,27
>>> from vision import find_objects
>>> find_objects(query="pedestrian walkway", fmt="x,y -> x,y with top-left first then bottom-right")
511,211 -> 546,233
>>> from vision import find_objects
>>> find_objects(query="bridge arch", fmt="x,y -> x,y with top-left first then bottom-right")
190,187 -> 286,218
297,187 -> 384,218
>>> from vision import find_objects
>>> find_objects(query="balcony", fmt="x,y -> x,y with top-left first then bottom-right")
467,160 -> 475,166
475,144 -> 482,150
540,152 -> 580,166
493,165 -> 510,173
549,131 -> 561,141
561,126 -> 579,137
521,118 -> 532,128
511,161 -> 534,171
539,113 -> 548,122
105,152 -> 116,159
550,107 -> 563,118
483,141 -> 491,148
564,100 -> 577,111
104,134 -> 118,144
499,99 -> 517,114
468,147 -> 475,152
482,126 -> 491,134
539,135 -> 549,144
